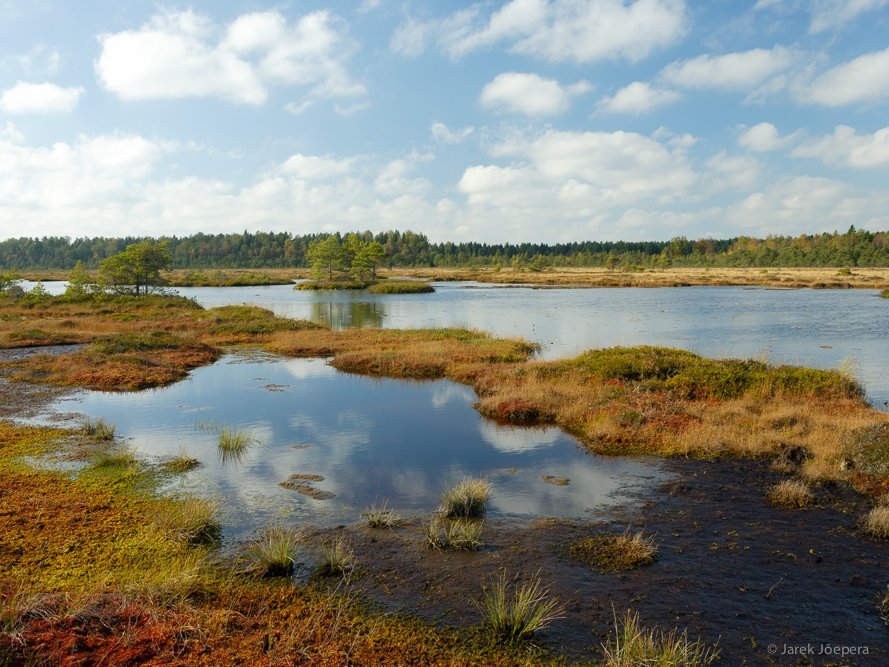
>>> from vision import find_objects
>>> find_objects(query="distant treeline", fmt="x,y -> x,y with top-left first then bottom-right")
2,227 -> 889,270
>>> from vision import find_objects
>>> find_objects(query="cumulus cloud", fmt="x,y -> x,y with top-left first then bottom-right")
430,122 -> 475,144
661,46 -> 794,91
809,0 -> 889,33
797,47 -> 889,106
392,0 -> 687,63
597,81 -> 681,114
0,81 -> 83,114
95,9 -> 365,105
479,72 -> 591,116
792,125 -> 889,168
738,122 -> 797,152
724,175 -> 889,234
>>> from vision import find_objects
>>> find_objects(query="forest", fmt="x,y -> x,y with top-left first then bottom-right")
1,227 -> 888,270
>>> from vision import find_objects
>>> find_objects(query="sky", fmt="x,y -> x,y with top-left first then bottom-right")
1,0 -> 888,243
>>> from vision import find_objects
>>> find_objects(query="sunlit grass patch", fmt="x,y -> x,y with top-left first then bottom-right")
569,529 -> 658,572
442,477 -> 491,518
602,610 -> 720,667
362,501 -> 400,528
477,571 -> 563,643
247,526 -> 301,577
87,447 -> 138,473
317,537 -> 356,577
366,280 -> 434,294
119,552 -> 208,609
767,479 -> 813,508
161,452 -> 201,474
863,506 -> 889,539
152,497 -> 220,546
79,417 -> 116,441
426,516 -> 483,551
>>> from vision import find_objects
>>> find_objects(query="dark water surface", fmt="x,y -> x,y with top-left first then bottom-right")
45,355 -> 668,538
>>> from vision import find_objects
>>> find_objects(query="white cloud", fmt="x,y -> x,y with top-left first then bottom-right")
798,47 -> 889,106
706,152 -> 761,190
479,72 -> 590,116
392,0 -> 687,63
738,122 -> 796,152
724,176 -> 889,234
597,81 -> 681,114
0,81 -> 83,114
1,46 -> 62,76
0,122 -> 23,143
278,154 -> 353,179
792,125 -> 889,168
810,0 -> 889,33
95,9 -> 365,105
661,47 -> 794,91
284,100 -> 314,115
430,122 -> 475,144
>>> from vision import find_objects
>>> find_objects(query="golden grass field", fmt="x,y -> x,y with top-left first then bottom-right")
18,265 -> 889,289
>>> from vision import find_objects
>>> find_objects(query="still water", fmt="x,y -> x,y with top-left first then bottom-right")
170,282 -> 889,406
46,355 -> 667,538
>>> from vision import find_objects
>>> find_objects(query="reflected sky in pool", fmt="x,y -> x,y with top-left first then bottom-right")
45,354 -> 669,539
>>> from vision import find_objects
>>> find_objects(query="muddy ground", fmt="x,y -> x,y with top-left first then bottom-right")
310,458 -> 889,665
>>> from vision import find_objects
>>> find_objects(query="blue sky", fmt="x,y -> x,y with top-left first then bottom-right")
1,0 -> 888,243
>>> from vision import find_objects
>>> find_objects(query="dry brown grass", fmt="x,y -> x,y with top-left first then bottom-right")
386,266 -> 889,290
767,479 -> 814,508
863,506 -> 889,539
266,327 -> 536,378
569,530 -> 658,571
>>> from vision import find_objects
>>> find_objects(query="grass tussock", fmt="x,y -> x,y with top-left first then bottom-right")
87,447 -> 138,472
79,417 -> 116,441
247,526 -> 301,577
767,479 -> 813,508
366,280 -> 434,294
879,586 -> 889,626
602,610 -> 720,667
881,288 -> 889,298
569,530 -> 658,572
442,477 -> 492,518
162,452 -> 201,473
477,571 -> 564,643
217,425 -> 256,453
863,506 -> 889,539
317,537 -> 356,577
153,497 -> 220,545
362,501 -> 400,528
426,516 -> 484,551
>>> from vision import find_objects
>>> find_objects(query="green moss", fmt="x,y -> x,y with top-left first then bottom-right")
90,331 -> 188,355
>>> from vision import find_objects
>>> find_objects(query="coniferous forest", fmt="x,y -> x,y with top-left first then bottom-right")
2,227 -> 889,270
